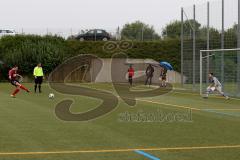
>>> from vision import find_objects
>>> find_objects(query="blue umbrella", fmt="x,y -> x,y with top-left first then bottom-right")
160,61 -> 173,71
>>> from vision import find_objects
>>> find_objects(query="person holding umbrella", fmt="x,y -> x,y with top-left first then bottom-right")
159,61 -> 173,87
145,64 -> 154,86
160,66 -> 168,87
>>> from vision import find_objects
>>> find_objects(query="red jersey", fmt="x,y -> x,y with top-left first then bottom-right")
9,69 -> 17,80
128,68 -> 134,77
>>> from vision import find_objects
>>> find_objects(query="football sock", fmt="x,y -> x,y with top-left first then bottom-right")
20,85 -> 29,92
38,85 -> 41,93
12,89 -> 20,96
34,85 -> 37,92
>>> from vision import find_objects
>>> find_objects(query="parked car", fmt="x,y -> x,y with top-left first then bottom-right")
75,29 -> 111,41
0,29 -> 16,38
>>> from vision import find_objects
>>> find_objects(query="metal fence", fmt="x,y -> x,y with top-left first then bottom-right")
181,0 -> 240,94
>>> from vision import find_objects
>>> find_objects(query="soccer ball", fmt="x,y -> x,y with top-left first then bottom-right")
49,93 -> 55,99
202,94 -> 208,99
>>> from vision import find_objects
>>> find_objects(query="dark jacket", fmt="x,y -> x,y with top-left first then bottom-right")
146,65 -> 154,77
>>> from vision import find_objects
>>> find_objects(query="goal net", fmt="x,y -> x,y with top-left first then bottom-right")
200,48 -> 240,97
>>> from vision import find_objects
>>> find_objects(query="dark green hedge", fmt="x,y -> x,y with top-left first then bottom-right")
0,35 -> 68,75
0,35 -> 180,80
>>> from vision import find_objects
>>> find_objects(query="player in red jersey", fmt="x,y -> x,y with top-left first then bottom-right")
128,65 -> 134,86
8,65 -> 30,98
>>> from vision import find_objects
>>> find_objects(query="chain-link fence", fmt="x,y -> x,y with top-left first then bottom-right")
181,0 -> 240,95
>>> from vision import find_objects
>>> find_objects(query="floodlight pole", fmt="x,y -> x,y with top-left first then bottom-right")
181,7 -> 184,87
200,51 -> 203,95
141,26 -> 144,41
238,0 -> 240,94
193,5 -> 196,91
207,2 -> 210,85
221,0 -> 225,88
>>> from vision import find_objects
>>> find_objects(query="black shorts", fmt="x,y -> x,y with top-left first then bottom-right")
162,76 -> 167,80
160,75 -> 167,80
128,76 -> 133,84
10,80 -> 19,87
35,76 -> 43,84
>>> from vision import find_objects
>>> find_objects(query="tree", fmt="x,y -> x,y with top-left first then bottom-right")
162,20 -> 201,38
224,24 -> 237,48
121,21 -> 160,41
162,21 -> 181,38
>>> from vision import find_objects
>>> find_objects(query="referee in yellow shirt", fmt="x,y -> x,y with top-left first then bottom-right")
33,63 -> 44,93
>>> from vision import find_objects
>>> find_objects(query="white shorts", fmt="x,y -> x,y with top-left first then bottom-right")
207,86 -> 222,93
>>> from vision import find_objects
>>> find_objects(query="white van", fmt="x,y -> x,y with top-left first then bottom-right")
0,29 -> 16,38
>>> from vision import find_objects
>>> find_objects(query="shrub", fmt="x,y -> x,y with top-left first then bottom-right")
0,35 -> 180,80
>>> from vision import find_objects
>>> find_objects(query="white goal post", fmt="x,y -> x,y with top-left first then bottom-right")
200,48 -> 240,97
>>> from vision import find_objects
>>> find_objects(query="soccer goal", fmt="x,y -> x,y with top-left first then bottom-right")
200,48 -> 240,97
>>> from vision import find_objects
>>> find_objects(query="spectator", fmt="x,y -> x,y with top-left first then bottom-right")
145,64 -> 154,85
160,67 -> 167,87
128,65 -> 134,86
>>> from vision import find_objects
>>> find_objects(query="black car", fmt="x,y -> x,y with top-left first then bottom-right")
76,29 -> 111,41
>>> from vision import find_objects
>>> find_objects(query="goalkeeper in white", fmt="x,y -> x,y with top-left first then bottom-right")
205,73 -> 229,99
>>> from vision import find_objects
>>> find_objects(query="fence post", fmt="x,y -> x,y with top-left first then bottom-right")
221,0 -> 225,88
141,26 -> 144,41
181,7 -> 184,87
238,0 -> 240,95
207,2 -> 210,85
200,51 -> 203,95
193,5 -> 196,90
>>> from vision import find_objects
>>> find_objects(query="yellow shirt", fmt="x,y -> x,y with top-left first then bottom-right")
33,67 -> 44,77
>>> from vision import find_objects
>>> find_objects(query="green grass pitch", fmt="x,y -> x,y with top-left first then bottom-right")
0,83 -> 240,160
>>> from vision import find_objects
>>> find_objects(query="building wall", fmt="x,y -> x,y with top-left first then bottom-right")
91,58 -> 184,84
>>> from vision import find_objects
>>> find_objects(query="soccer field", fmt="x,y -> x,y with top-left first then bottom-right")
0,83 -> 240,160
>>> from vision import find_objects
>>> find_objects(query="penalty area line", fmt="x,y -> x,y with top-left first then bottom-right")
137,98 -> 240,114
137,99 -> 201,111
1,145 -> 240,156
